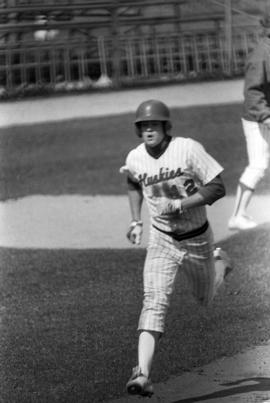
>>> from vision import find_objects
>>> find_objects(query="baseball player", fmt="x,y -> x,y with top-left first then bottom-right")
228,14 -> 270,230
120,99 -> 232,397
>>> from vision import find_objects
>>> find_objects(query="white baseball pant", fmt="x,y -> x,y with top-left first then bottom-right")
240,118 -> 270,190
138,225 -> 217,333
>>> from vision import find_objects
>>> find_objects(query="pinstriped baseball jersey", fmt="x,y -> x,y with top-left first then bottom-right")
126,137 -> 223,233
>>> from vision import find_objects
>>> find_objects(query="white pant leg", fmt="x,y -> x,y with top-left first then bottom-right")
240,118 -> 270,189
138,226 -> 216,334
181,226 -> 216,306
138,228 -> 186,333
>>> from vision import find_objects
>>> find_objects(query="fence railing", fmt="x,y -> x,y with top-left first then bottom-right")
0,29 -> 259,97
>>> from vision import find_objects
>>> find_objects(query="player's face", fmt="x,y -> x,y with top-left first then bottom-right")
140,120 -> 165,147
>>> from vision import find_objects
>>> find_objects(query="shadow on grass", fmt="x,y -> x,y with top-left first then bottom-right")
173,377 -> 270,402
0,224 -> 269,403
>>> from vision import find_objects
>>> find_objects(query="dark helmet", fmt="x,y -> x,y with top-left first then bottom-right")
134,99 -> 172,136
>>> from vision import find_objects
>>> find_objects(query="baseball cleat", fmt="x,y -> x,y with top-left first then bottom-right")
228,214 -> 257,231
126,366 -> 154,397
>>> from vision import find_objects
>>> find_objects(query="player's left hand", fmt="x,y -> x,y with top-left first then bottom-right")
119,165 -> 129,174
127,221 -> 143,245
156,198 -> 182,215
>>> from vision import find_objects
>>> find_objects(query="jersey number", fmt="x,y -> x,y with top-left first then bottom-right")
152,179 -> 197,198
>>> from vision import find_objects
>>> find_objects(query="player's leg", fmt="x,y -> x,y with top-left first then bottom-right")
127,230 -> 183,396
181,228 -> 215,306
138,330 -> 158,378
181,228 -> 232,305
213,247 -> 233,291
230,182 -> 253,219
126,330 -> 159,396
229,119 -> 270,230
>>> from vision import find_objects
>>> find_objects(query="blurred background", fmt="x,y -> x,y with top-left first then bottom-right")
0,0 -> 269,99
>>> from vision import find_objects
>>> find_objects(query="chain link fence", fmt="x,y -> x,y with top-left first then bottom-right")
0,0 -> 265,98
0,28 -> 259,97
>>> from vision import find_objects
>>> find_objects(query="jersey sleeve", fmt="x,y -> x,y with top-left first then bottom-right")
187,139 -> 223,185
198,174 -> 225,205
125,150 -> 140,183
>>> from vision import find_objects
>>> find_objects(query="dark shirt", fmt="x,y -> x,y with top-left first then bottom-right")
242,36 -> 270,123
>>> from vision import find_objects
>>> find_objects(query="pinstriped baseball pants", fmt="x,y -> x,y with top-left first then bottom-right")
138,225 -> 216,333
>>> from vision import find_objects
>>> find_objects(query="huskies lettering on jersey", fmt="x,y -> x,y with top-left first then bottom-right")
138,167 -> 183,186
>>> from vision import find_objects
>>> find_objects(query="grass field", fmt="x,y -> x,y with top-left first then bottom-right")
0,102 -> 270,402
0,103 -> 270,201
0,226 -> 270,403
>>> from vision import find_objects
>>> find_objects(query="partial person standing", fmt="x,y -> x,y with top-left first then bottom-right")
228,15 -> 270,230
120,99 -> 232,397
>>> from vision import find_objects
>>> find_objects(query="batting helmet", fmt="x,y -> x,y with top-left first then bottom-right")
134,99 -> 172,136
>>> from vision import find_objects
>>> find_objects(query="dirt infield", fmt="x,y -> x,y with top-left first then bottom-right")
0,79 -> 243,128
1,194 -> 270,249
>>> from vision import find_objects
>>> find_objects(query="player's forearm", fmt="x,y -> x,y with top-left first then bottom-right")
182,175 -> 225,210
197,175 -> 225,205
128,188 -> 143,221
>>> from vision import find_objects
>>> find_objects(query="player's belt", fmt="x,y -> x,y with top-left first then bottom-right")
152,220 -> 209,241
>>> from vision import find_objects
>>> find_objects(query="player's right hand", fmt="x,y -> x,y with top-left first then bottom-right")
127,221 -> 143,245
156,197 -> 182,215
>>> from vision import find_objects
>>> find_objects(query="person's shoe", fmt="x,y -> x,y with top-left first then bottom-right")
126,366 -> 154,397
228,214 -> 257,231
